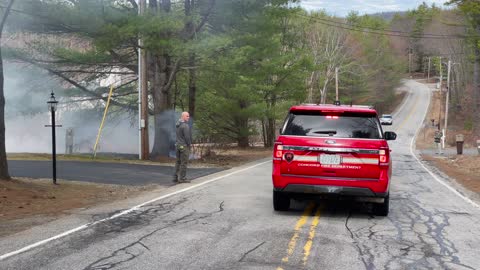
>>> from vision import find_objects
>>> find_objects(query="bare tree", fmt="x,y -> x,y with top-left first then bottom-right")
0,0 -> 15,180
422,11 -> 468,110
306,22 -> 352,104
449,0 -> 480,134
389,16 -> 414,64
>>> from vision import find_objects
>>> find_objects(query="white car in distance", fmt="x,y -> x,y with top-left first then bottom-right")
380,114 -> 393,125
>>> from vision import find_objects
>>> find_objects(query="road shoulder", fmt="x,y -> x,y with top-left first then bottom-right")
0,157 -> 271,257
413,79 -> 480,205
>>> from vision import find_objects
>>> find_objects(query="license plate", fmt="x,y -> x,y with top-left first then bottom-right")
319,154 -> 341,165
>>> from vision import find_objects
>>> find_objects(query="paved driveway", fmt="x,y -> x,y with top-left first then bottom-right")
8,160 -> 223,186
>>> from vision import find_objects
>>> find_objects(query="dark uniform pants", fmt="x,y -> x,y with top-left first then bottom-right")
174,146 -> 189,180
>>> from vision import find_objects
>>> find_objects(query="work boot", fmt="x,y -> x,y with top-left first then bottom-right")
172,177 -> 178,183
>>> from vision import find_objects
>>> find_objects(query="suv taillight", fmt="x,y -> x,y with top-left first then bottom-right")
379,147 -> 389,166
273,142 -> 283,163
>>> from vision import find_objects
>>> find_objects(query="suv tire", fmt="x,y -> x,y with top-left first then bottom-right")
273,191 -> 290,211
373,194 -> 389,216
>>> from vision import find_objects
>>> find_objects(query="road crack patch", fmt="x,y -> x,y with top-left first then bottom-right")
239,241 -> 266,262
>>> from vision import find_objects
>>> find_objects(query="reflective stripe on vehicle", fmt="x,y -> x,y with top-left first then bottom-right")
282,145 -> 379,154
291,155 -> 378,164
293,156 -> 318,162
342,157 -> 378,164
281,174 -> 379,181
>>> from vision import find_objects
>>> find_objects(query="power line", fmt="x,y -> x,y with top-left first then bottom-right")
295,13 -> 473,40
310,18 -> 468,39
302,15 -> 468,38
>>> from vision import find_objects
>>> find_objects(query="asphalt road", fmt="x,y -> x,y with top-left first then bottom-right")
8,160 -> 223,186
1,80 -> 479,269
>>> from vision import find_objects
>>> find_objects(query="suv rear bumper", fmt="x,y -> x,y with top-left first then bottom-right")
272,172 -> 390,195
274,184 -> 388,197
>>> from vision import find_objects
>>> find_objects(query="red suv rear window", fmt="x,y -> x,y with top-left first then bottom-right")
281,111 -> 382,139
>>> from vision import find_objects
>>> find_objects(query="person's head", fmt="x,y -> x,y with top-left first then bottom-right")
181,111 -> 190,122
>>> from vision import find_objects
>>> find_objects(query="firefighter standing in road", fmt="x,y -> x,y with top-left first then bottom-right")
174,112 -> 192,183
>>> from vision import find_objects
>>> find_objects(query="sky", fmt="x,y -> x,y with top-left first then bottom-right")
299,0 -> 450,17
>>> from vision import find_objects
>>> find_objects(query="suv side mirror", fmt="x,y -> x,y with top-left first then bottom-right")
384,131 -> 397,141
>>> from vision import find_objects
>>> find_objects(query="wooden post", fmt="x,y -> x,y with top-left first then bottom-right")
139,0 -> 149,160
427,57 -> 431,83
443,60 -> 451,149
335,67 -> 339,101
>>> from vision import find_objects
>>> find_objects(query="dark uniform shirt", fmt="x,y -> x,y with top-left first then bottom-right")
176,120 -> 192,147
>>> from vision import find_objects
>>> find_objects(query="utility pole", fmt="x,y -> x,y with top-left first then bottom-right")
427,57 -> 431,83
335,67 -> 339,101
443,60 -> 451,149
138,0 -> 149,160
137,0 -> 142,160
408,47 -> 413,77
438,57 -> 443,134
423,57 -> 427,75
439,56 -> 443,89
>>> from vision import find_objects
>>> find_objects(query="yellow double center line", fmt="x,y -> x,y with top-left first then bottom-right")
303,207 -> 322,265
277,203 -> 322,269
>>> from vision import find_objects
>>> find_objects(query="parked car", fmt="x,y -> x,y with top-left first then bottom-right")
272,103 -> 397,216
379,114 -> 393,125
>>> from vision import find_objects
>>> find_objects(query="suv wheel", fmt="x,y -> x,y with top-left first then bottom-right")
373,194 -> 389,216
273,191 -> 290,211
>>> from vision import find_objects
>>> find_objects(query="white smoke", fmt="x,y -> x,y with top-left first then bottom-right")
4,63 -> 148,154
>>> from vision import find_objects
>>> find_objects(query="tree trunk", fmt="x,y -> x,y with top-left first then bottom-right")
238,137 -> 249,148
307,71 -> 317,103
149,0 -> 175,158
473,45 -> 480,134
150,54 -> 175,158
0,0 -> 14,180
235,116 -> 250,147
188,53 -> 196,119
0,48 -> 9,180
185,1 -> 196,119
237,124 -> 249,148
261,119 -> 266,147
149,0 -> 158,11
265,117 -> 275,148
236,101 -> 249,148
161,0 -> 171,12
451,70 -> 458,112
264,93 -> 277,148
320,75 -> 330,104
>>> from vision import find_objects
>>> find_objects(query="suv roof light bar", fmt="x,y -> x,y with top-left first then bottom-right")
298,103 -> 374,109
351,105 -> 374,109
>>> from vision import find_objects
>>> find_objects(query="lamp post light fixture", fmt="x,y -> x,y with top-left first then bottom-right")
46,92 -> 61,184
47,92 -> 58,111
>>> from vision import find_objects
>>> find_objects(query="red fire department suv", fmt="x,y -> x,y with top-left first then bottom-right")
272,103 -> 397,216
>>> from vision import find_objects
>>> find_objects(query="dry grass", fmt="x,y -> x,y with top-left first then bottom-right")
421,155 -> 480,193
0,178 -> 150,237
